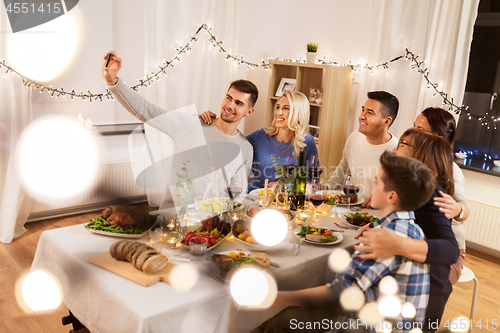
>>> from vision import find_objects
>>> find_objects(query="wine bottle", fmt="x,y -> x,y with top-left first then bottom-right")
290,150 -> 307,211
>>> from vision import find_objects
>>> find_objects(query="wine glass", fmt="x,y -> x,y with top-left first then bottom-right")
307,155 -> 323,195
226,169 -> 244,219
343,174 -> 359,213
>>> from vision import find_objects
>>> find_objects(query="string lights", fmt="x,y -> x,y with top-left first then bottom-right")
1,24 -> 497,129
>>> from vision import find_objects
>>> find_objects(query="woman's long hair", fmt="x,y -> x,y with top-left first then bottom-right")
400,128 -> 455,195
265,91 -> 310,157
421,107 -> 456,146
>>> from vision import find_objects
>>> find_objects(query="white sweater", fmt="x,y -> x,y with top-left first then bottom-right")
325,131 -> 398,198
452,162 -> 468,250
108,78 -> 253,209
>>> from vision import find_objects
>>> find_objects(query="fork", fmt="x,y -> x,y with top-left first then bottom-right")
293,238 -> 305,256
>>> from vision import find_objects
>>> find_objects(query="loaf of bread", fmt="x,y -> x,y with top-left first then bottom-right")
109,240 -> 168,274
248,252 -> 271,269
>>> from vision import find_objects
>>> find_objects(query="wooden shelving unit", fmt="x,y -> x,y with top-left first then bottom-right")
266,61 -> 353,178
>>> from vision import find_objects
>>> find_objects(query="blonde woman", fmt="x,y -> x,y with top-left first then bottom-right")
199,91 -> 318,191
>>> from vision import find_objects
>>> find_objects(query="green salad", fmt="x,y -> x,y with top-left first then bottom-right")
296,225 -> 338,243
85,212 -> 160,234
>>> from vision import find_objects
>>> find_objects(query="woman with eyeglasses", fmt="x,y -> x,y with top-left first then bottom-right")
354,128 -> 459,332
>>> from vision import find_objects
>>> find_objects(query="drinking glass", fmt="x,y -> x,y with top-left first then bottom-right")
149,216 -> 164,250
343,174 -> 359,213
189,236 -> 208,261
308,155 -> 323,194
226,169 -> 244,213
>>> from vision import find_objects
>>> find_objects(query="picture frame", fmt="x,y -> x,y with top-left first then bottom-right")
309,88 -> 323,104
275,78 -> 297,97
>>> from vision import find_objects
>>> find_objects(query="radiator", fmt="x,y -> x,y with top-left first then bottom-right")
464,199 -> 500,253
28,160 -> 147,219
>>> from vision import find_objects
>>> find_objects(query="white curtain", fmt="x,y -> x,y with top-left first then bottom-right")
0,13 -> 33,243
140,0 -> 241,206
347,0 -> 479,137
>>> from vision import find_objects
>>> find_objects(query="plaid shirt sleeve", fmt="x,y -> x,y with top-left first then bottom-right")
328,211 -> 430,333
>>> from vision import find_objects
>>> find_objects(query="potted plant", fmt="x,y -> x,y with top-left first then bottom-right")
306,42 -> 318,64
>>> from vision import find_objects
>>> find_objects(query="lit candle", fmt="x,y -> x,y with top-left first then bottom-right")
84,119 -> 93,129
76,114 -> 84,126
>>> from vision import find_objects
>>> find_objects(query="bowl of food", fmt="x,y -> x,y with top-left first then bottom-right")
246,203 -> 294,221
232,219 -> 275,251
181,214 -> 232,251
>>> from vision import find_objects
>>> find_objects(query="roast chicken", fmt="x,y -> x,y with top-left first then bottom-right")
101,205 -> 148,231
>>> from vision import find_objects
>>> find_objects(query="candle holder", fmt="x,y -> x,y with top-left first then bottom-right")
162,231 -> 183,249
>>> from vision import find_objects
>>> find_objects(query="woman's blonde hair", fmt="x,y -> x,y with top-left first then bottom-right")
265,91 -> 310,157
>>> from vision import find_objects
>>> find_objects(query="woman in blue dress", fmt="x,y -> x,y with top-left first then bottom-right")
199,91 -> 318,191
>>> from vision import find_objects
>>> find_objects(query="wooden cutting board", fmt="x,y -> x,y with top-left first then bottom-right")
90,251 -> 177,287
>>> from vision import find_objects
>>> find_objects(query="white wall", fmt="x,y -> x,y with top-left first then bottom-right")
24,0 -> 500,203
31,0 -> 145,125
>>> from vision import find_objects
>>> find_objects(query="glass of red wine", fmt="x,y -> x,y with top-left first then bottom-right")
343,174 -> 359,213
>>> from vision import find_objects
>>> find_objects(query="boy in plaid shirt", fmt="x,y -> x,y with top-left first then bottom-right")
266,152 -> 435,333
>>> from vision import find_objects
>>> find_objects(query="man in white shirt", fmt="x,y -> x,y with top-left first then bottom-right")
324,91 -> 399,206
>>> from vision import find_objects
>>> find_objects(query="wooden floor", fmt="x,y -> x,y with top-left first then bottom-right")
1,208 -> 499,333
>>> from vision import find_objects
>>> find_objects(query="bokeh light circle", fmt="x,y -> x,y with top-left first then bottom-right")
358,302 -> 383,329
230,267 -> 276,307
379,276 -> 398,296
251,209 -> 288,246
17,116 -> 98,203
8,12 -> 78,81
328,248 -> 351,272
169,264 -> 198,290
21,270 -> 62,311
339,285 -> 365,311
401,302 -> 416,318
378,295 -> 402,318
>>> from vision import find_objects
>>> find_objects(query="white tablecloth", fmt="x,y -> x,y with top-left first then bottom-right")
31,205 -> 378,333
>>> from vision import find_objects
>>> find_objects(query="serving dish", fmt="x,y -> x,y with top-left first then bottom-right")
86,229 -> 149,239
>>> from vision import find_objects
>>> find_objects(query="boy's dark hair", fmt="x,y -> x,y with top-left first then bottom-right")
379,151 -> 435,211
367,91 -> 399,127
228,80 -> 259,107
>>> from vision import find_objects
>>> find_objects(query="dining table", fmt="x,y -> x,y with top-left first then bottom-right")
30,197 -> 380,333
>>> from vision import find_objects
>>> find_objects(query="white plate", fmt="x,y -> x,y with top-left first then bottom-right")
340,213 -> 379,228
249,188 -> 274,198
294,226 -> 343,245
85,227 -> 149,238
